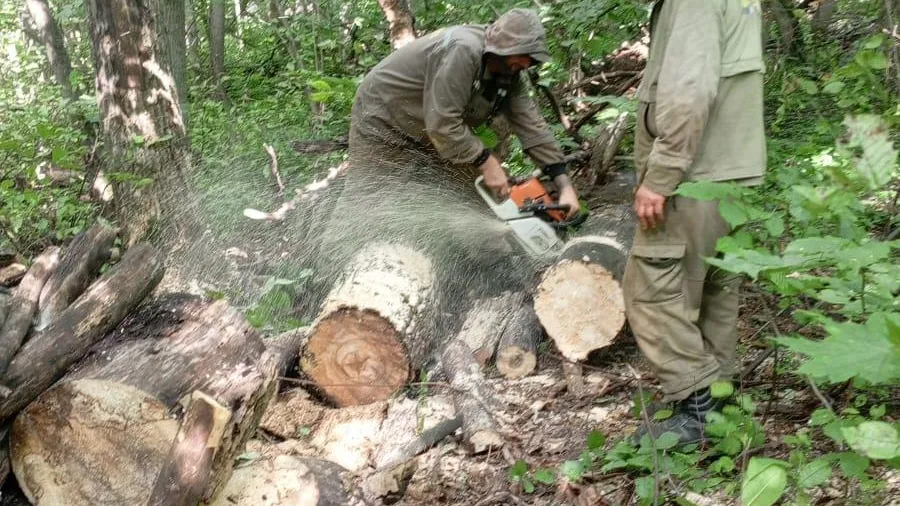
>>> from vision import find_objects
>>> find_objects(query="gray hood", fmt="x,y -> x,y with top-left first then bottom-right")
484,8 -> 551,63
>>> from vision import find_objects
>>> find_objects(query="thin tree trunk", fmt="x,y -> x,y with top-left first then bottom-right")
378,0 -> 416,50
86,0 -> 194,248
185,0 -> 202,72
209,0 -> 227,101
232,0 -> 244,49
23,0 -> 76,100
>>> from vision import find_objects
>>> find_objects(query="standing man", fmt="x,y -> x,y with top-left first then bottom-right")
624,0 -> 767,444
346,7 -> 580,216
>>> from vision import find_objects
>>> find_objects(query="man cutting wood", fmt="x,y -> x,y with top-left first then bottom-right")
625,0 -> 767,445
346,7 -> 580,218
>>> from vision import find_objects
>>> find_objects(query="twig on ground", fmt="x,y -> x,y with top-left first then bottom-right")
243,161 -> 348,222
263,143 -> 285,196
473,491 -> 515,506
806,376 -> 834,413
562,71 -> 641,93
571,72 -> 642,133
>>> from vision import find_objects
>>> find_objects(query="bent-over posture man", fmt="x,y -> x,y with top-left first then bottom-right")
347,7 -> 580,216
625,0 -> 767,444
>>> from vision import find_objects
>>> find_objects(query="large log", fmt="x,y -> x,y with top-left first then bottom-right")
0,243 -> 164,420
10,295 -> 278,505
533,204 -> 635,362
0,246 -> 60,376
35,223 -> 118,331
301,243 -> 436,407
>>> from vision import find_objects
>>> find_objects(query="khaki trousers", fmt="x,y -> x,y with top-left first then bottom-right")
624,101 -> 744,403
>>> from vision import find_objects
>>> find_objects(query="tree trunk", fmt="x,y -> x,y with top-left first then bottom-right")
86,0 -> 193,247
209,0 -> 227,100
35,223 -> 118,331
10,295 -> 278,505
533,204 -> 635,361
23,0 -> 76,100
0,246 -> 60,377
300,243 -> 436,407
378,0 -> 416,50
0,243 -> 164,422
0,265 -> 27,288
811,0 -> 838,35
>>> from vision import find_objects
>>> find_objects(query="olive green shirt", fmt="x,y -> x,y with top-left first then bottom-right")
635,0 -> 767,195
353,25 -> 566,169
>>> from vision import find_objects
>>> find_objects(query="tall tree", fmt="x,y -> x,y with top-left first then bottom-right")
209,0 -> 226,100
22,0 -> 75,100
378,0 -> 416,50
85,0 -> 193,247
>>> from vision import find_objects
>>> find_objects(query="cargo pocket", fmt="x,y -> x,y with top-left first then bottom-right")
624,244 -> 687,305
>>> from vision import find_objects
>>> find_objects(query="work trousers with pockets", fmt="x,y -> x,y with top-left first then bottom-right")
622,197 -> 743,402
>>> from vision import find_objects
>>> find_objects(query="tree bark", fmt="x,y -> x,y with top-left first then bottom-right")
0,243 -> 164,421
440,339 -> 504,453
0,265 -> 27,288
35,223 -> 118,331
533,204 -> 635,361
495,301 -> 542,379
209,0 -> 227,100
147,391 -> 232,506
378,0 -> 416,50
300,243 -> 436,407
0,246 -> 60,377
86,0 -> 193,247
10,295 -> 278,505
455,292 -> 526,367
23,0 -> 76,100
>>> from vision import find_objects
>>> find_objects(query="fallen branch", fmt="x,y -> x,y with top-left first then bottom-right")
562,70 -> 640,94
243,161 -> 349,222
571,72 -> 642,134
264,143 -> 285,196
290,136 -> 349,154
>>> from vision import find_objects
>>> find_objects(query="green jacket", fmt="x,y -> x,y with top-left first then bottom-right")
635,0 -> 767,195
353,9 -> 566,173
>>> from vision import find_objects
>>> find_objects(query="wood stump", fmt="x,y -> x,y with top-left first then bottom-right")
10,295 -> 278,505
301,243 -> 435,407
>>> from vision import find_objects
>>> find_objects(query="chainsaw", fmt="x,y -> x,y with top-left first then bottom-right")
475,173 -> 588,260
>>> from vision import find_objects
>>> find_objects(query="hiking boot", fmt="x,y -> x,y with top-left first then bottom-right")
631,385 -> 727,447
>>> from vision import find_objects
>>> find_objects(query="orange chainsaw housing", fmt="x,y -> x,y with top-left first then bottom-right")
508,177 -> 566,222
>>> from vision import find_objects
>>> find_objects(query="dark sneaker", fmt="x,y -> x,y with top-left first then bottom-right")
631,385 -> 728,447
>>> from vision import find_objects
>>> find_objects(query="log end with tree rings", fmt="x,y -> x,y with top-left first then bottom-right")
496,345 -> 538,379
533,235 -> 629,361
302,307 -> 411,407
11,379 -> 179,506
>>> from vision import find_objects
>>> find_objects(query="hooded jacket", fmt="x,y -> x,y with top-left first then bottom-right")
352,8 -> 567,175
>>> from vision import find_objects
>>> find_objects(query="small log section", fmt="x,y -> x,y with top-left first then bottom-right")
210,455 -> 362,506
301,243 -> 435,407
533,204 -> 635,362
10,295 -> 279,505
455,291 -> 526,367
440,339 -> 503,453
0,246 -> 60,376
35,223 -> 118,331
147,391 -> 232,506
495,300 -> 542,379
0,243 -> 164,421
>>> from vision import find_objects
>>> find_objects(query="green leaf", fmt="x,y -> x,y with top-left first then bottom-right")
654,431 -> 680,450
835,452 -> 870,479
522,477 -> 535,494
842,421 -> 900,460
586,430 -> 606,450
719,200 -> 749,227
533,468 -> 556,485
560,459 -> 585,482
508,459 -> 528,480
776,312 -> 900,384
796,458 -> 832,489
864,34 -> 885,49
741,458 -> 789,506
870,404 -> 886,419
710,380 -> 734,399
710,456 -> 736,474
809,408 -> 836,426
51,147 -> 67,164
635,476 -> 656,501
822,81 -> 845,95
653,409 -> 674,421
764,215 -> 785,237
737,394 -> 757,415
797,78 -> 818,95
842,115 -> 898,190
674,180 -> 744,201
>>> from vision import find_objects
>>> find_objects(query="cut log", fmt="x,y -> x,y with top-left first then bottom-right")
10,295 -> 278,505
0,246 -> 60,376
456,291 -> 526,367
35,223 -> 118,331
440,339 -> 503,453
534,204 -> 634,361
0,264 -> 27,288
209,455 -> 363,506
0,242 -> 164,420
495,301 -> 542,379
301,243 -> 435,407
147,391 -> 232,506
